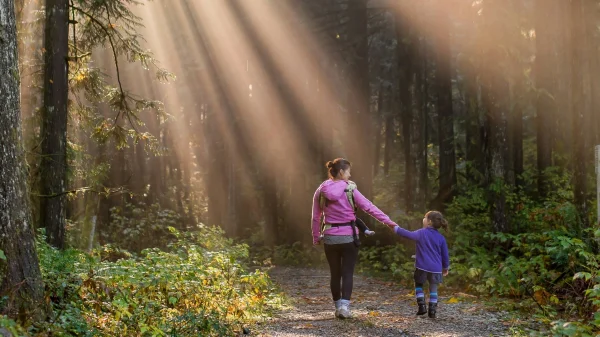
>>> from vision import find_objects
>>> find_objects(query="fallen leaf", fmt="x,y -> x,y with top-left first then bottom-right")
446,297 -> 460,304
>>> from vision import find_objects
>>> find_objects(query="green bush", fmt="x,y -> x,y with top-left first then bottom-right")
7,226 -> 281,337
101,202 -> 181,252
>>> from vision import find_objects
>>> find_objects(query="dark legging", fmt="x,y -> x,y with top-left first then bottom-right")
324,242 -> 358,301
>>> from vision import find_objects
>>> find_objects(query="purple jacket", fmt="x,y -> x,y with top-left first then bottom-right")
394,226 -> 450,273
311,179 -> 397,244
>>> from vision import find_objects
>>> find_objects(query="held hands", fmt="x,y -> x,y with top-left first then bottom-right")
386,222 -> 399,230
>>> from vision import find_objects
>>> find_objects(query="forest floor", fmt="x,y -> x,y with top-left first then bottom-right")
254,267 -> 528,337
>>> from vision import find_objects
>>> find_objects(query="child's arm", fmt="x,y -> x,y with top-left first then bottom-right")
355,218 -> 375,236
441,238 -> 450,275
393,226 -> 421,241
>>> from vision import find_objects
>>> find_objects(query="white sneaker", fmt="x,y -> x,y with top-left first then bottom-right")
337,304 -> 352,319
365,230 -> 375,236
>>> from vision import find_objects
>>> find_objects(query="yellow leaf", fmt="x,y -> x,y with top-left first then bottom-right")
368,311 -> 381,317
446,297 -> 460,304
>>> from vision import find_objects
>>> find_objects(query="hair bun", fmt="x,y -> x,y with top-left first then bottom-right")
326,161 -> 334,169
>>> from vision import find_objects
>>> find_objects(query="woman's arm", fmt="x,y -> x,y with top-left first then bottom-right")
311,188 -> 323,244
353,189 -> 398,227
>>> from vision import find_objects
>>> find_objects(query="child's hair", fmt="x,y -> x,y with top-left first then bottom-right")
426,211 -> 448,231
325,158 -> 351,179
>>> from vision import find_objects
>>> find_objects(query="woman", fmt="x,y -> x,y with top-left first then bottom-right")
311,158 -> 398,319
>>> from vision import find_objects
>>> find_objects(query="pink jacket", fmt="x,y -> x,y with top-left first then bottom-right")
311,179 -> 398,244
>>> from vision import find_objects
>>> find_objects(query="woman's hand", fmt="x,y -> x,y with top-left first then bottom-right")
442,269 -> 449,276
386,223 -> 399,230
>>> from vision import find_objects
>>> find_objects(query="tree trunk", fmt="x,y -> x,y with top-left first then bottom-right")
373,89 -> 384,177
433,8 -> 456,210
464,63 -> 486,181
512,98 -> 524,187
40,0 -> 69,249
555,0 -> 573,167
571,0 -> 590,228
484,49 -> 510,233
417,41 -> 430,207
586,1 -> 600,149
346,0 -> 373,199
205,107 -> 227,227
534,0 -> 557,197
396,11 -> 415,211
0,0 -> 45,317
383,114 -> 394,176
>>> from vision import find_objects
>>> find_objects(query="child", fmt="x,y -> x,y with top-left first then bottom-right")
388,211 -> 449,318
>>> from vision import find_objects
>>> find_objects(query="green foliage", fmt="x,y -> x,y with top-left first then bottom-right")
0,315 -> 27,337
10,226 -> 280,337
101,202 -> 181,252
250,241 -> 327,268
444,171 -> 600,334
358,244 -> 413,285
363,162 -> 600,334
68,0 -> 174,147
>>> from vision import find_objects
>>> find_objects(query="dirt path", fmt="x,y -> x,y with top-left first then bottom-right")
256,267 -> 515,337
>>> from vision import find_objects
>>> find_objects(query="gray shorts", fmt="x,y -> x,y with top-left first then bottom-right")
414,268 -> 443,284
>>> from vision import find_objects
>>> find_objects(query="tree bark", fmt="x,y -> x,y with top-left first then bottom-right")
511,98 -> 524,187
395,11 -> 415,211
373,89 -> 384,177
571,0 -> 590,228
0,0 -> 45,317
433,7 -> 456,210
484,49 -> 510,233
40,0 -> 69,249
534,0 -> 557,197
383,114 -> 394,176
417,40 -> 430,207
346,0 -> 373,199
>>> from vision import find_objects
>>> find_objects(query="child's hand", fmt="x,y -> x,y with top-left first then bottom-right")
442,269 -> 448,276
364,230 -> 375,236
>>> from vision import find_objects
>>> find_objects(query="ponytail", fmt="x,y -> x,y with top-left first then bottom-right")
426,211 -> 449,232
325,158 -> 351,179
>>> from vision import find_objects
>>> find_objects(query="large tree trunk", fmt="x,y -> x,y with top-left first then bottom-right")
416,40 -> 430,207
555,0 -> 573,168
463,58 -> 486,181
396,11 -> 415,211
571,0 -> 590,228
373,89 -> 384,177
0,0 -> 45,317
383,114 -> 394,176
586,1 -> 600,150
40,0 -> 69,249
346,0 -> 373,199
432,7 -> 456,210
534,0 -> 557,198
485,49 -> 511,233
511,96 -> 524,187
